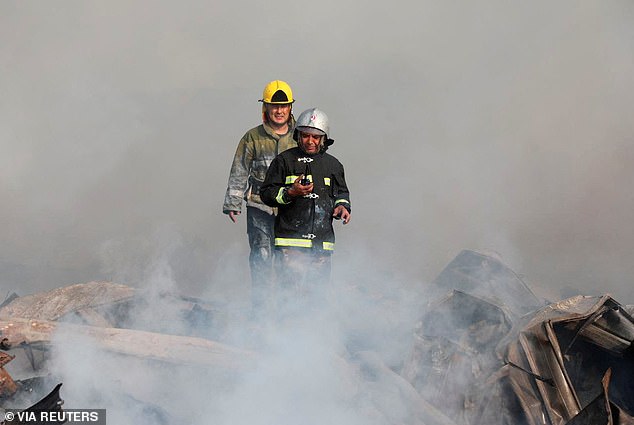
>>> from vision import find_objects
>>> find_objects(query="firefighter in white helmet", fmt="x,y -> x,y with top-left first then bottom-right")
223,80 -> 296,319
260,108 -> 351,315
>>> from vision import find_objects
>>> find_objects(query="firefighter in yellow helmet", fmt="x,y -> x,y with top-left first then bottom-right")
223,80 -> 296,319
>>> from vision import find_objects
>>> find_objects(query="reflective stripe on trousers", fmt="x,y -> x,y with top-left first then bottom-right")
275,238 -> 335,250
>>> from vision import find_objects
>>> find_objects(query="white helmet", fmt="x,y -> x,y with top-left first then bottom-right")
293,108 -> 334,149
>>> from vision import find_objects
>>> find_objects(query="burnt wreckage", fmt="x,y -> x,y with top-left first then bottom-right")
402,250 -> 634,425
0,282 -> 248,424
1,250 -> 634,425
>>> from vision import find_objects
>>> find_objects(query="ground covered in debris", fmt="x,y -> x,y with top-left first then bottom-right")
1,250 -> 633,425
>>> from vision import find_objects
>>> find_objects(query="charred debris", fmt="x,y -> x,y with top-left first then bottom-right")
1,249 -> 633,425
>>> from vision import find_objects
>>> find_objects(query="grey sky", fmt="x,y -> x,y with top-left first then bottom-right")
2,1 -> 634,302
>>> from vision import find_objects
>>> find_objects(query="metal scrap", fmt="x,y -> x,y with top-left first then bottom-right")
1,250 -> 633,425
0,352 -> 17,398
403,249 -> 634,425
2,383 -> 65,425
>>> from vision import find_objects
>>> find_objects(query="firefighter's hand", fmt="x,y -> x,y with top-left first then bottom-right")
287,175 -> 313,197
333,205 -> 351,224
227,211 -> 241,223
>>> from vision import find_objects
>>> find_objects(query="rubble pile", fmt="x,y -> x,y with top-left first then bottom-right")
1,250 -> 633,424
0,282 -> 250,424
402,250 -> 634,425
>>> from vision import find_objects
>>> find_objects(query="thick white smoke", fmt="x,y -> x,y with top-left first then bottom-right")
2,1 -> 634,301
45,239 -> 427,425
2,1 -> 634,422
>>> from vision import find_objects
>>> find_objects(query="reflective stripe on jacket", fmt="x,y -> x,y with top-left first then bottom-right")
260,147 -> 351,252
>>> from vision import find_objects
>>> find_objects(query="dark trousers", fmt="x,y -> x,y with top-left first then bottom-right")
246,206 -> 275,317
274,247 -> 331,319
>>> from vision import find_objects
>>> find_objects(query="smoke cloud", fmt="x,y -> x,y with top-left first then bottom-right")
3,1 -> 634,422
2,1 -> 634,301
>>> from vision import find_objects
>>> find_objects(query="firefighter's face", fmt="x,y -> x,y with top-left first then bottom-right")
299,131 -> 323,154
264,103 -> 291,126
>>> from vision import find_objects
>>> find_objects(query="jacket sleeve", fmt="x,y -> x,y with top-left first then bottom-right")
260,156 -> 293,207
223,134 -> 254,213
332,162 -> 351,212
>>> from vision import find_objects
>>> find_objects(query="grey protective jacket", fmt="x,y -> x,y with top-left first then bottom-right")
223,121 -> 297,215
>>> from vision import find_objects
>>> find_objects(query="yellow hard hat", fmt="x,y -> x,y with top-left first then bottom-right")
259,80 -> 294,104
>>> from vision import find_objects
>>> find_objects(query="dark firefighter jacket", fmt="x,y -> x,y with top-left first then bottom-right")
260,146 -> 351,252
